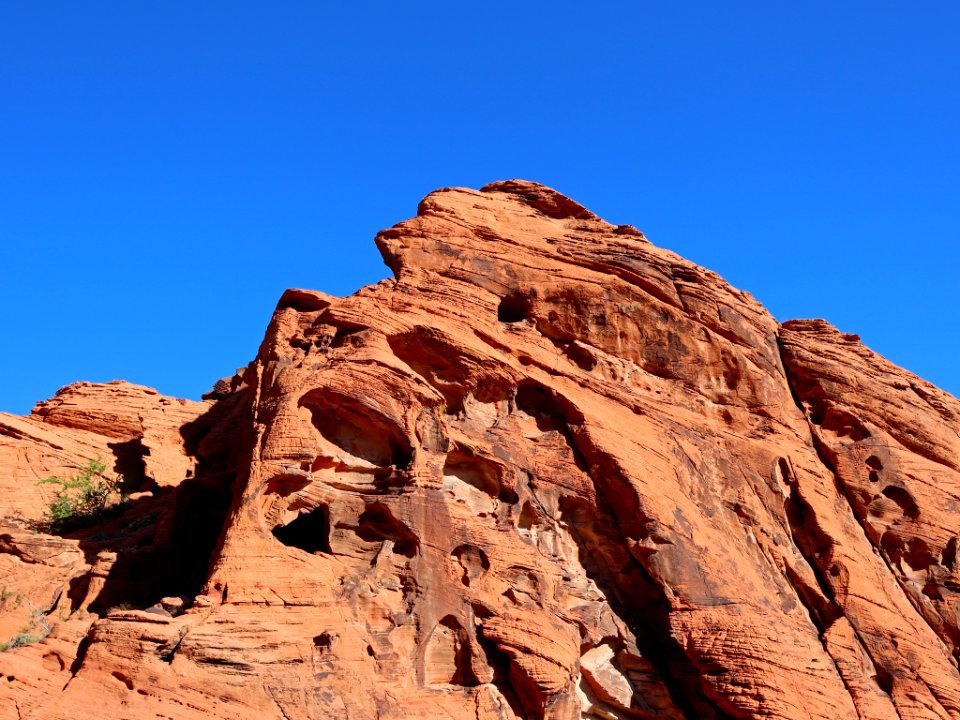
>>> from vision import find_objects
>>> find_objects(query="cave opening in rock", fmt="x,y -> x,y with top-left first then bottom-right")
498,293 -> 533,323
515,382 -> 567,433
300,392 -> 413,470
273,506 -> 332,554
354,502 -> 420,558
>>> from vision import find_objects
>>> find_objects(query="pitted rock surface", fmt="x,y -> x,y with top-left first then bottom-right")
1,181 -> 959,719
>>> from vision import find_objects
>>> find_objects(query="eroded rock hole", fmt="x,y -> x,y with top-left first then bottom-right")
452,544 -> 490,586
470,601 -> 494,619
300,391 -> 412,469
944,538 -> 959,569
264,472 -> 313,497
277,289 -> 331,313
314,632 -> 336,649
355,502 -> 419,558
272,506 -> 332,554
902,538 -> 936,571
387,327 -> 513,413
881,486 -> 919,519
518,501 -> 541,531
515,382 -> 567,433
498,293 -> 533,323
444,448 -> 517,503
108,437 -> 149,493
111,671 -> 135,691
923,582 -> 944,601
330,326 -> 367,349
819,407 -> 871,441
880,530 -> 905,560
563,342 -> 597,371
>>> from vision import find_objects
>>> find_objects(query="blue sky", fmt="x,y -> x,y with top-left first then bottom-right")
2,3 -> 958,413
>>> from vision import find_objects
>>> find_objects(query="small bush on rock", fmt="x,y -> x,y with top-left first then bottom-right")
38,459 -> 122,533
0,609 -> 52,652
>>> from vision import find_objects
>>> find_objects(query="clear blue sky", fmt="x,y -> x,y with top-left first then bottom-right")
2,3 -> 958,414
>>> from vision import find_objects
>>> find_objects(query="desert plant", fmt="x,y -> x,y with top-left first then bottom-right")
0,609 -> 52,652
37,459 -> 122,532
0,632 -> 45,651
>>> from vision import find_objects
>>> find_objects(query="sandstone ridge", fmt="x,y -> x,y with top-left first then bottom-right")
2,180 -> 959,720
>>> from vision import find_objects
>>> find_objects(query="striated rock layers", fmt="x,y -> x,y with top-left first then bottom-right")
2,181 -> 960,720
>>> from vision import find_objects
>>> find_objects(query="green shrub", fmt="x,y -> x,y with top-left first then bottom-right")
0,632 -> 46,652
0,610 -> 52,652
37,459 -> 122,532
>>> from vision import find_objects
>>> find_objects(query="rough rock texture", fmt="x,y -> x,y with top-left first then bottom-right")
2,181 -> 960,720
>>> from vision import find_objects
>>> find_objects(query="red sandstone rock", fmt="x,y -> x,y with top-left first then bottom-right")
1,182 -> 959,719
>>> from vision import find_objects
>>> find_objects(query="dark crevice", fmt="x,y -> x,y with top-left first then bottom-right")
329,326 -> 367,350
498,293 -> 534,323
68,389 -> 242,613
513,381 -> 591,474
780,459 -> 842,621
874,664 -> 894,695
272,506 -> 331,554
778,460 -> 872,714
438,615 -> 480,687
944,538 -> 958,570
474,625 -> 531,720
107,437 -> 149,493
159,628 -> 188,663
67,631 -> 93,677
558,495 -> 731,720
776,333 -> 938,706
509,380 -> 733,717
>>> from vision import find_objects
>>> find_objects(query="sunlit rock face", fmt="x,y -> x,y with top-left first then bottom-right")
3,181 -> 960,720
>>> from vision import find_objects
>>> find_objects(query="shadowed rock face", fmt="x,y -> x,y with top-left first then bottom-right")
2,181 -> 960,719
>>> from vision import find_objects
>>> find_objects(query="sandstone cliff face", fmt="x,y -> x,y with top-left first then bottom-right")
1,181 -> 959,720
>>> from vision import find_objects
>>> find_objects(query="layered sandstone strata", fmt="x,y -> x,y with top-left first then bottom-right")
1,181 -> 958,720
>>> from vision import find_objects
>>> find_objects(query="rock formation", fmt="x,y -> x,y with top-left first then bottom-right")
1,180 -> 959,719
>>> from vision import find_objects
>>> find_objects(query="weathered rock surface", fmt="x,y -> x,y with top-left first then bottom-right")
1,181 -> 959,719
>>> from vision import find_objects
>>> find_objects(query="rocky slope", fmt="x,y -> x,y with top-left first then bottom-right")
1,181 -> 959,720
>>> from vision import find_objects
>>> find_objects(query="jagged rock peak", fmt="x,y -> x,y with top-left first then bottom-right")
377,179 -> 651,279
479,179 -> 601,220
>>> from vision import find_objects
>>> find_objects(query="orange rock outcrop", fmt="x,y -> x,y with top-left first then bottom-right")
2,181 -> 959,719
